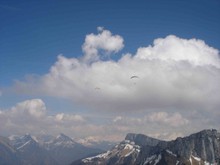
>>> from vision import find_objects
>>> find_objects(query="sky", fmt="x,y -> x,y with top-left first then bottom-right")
0,0 -> 220,141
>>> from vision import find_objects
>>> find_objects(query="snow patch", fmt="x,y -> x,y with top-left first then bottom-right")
189,156 -> 192,165
124,140 -> 130,143
191,155 -> 201,161
124,148 -> 135,157
166,149 -> 177,157
144,154 -> 162,165
17,140 -> 31,150
154,154 -> 161,165
144,155 -> 157,165
124,143 -> 133,150
204,161 -> 211,165
83,150 -> 111,162
31,136 -> 38,143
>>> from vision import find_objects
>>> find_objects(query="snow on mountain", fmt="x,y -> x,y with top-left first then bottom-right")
80,139 -> 140,165
8,133 -> 58,165
72,129 -> 220,165
9,133 -> 38,151
35,134 -> 54,144
40,133 -> 102,165
6,133 -> 103,165
52,133 -> 76,147
0,136 -> 21,165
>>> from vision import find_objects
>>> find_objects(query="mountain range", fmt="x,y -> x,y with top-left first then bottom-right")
72,129 -> 220,165
0,133 -> 114,165
1,129 -> 220,165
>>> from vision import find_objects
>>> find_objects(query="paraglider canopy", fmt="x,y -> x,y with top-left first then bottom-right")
130,75 -> 139,79
130,75 -> 140,85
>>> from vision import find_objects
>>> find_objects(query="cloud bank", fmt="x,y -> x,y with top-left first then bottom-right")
14,30 -> 220,114
0,99 -> 191,141
4,28 -> 220,140
0,99 -> 86,137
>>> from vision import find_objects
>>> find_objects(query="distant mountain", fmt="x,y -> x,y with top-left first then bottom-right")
45,133 -> 102,165
9,134 -> 58,165
35,134 -> 54,144
72,129 -> 220,165
76,137 -> 117,151
0,133 -> 104,165
0,136 -> 21,165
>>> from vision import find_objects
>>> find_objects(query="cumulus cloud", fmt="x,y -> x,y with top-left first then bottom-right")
0,99 -> 136,141
10,99 -> 46,118
9,28 -> 220,140
82,27 -> 124,62
0,99 -> 87,137
0,99 -> 218,141
136,35 -> 220,67
14,30 -> 220,114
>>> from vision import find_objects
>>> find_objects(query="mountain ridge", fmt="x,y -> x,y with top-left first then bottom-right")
72,129 -> 220,165
0,133 -> 104,165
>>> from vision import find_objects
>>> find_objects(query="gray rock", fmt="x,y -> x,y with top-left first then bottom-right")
74,129 -> 220,165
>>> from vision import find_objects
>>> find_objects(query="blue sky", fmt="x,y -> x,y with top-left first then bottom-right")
1,0 -> 220,86
0,0 -> 220,140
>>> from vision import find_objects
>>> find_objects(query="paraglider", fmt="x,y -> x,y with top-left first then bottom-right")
94,87 -> 101,90
130,75 -> 139,79
130,75 -> 139,85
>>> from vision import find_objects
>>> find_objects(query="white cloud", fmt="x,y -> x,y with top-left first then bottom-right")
55,113 -> 85,122
10,99 -> 46,118
14,32 -> 220,114
82,27 -> 124,62
147,112 -> 189,127
0,99 -> 218,141
0,99 -> 87,137
97,26 -> 104,32
9,29 -> 220,140
136,35 -> 220,68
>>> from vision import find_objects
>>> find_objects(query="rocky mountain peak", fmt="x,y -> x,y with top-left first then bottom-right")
56,133 -> 73,142
125,133 -> 163,146
191,129 -> 219,138
9,134 -> 38,150
48,133 -> 76,148
75,129 -> 220,165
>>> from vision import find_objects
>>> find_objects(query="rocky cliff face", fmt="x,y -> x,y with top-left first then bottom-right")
73,129 -> 220,165
164,129 -> 220,164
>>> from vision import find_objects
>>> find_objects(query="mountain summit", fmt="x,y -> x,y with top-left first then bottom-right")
73,129 -> 220,165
